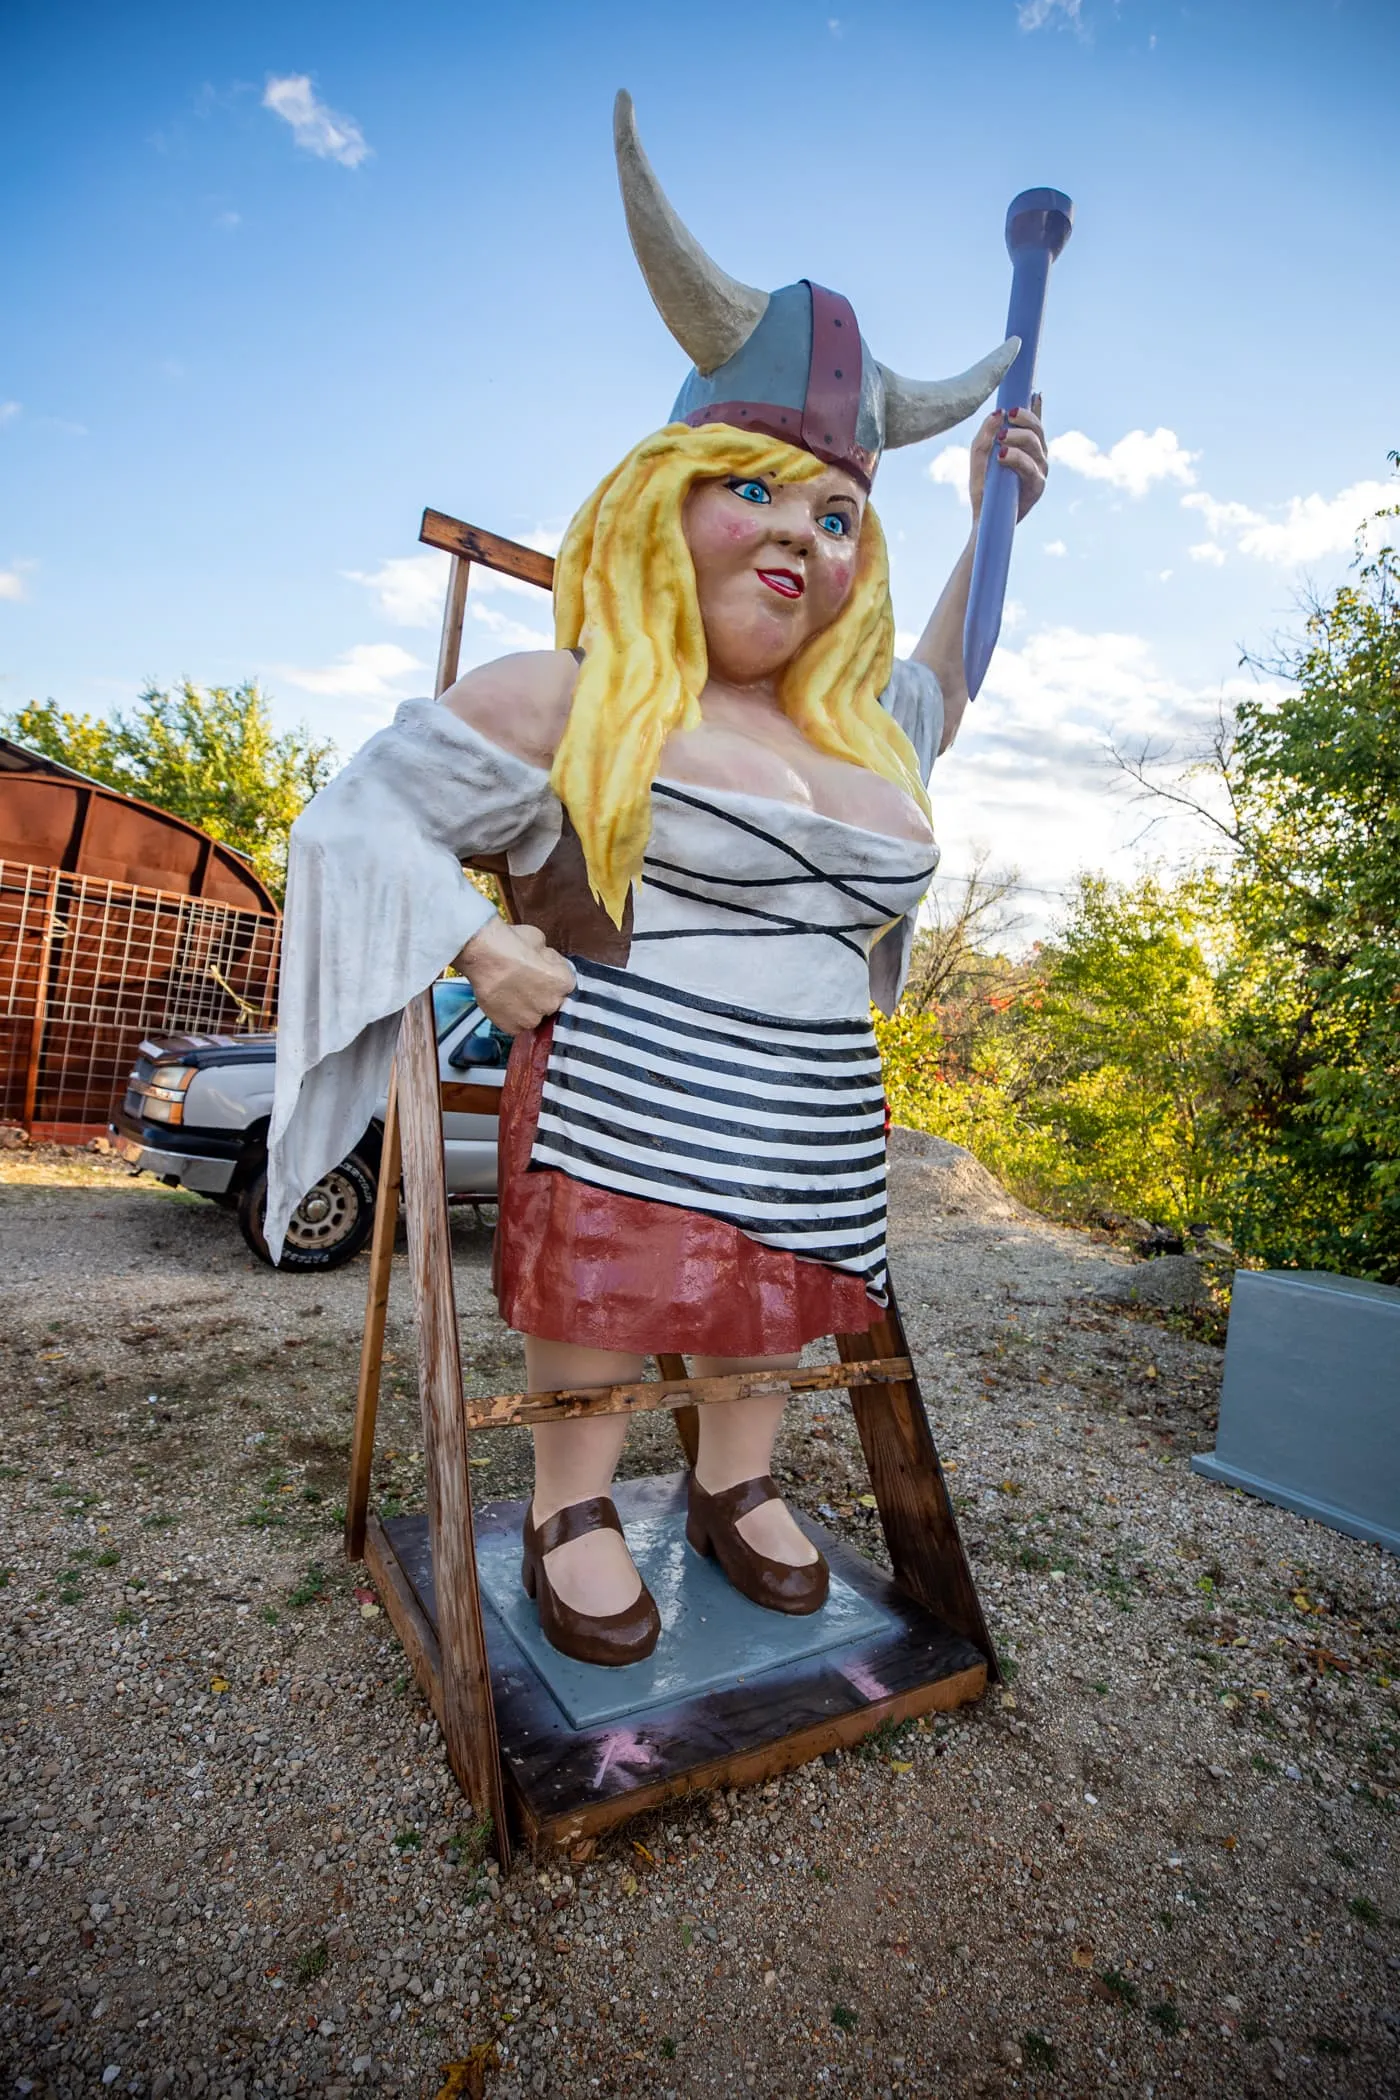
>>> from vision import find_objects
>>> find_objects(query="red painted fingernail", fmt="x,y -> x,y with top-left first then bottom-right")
998,444 -> 1008,460
1009,406 -> 1018,419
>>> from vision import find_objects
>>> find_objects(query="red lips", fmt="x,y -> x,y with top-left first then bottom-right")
757,568 -> 804,599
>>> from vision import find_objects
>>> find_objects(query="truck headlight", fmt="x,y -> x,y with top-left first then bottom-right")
140,1064 -> 196,1126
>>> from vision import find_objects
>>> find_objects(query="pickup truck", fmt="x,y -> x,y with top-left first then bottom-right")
111,981 -> 511,1271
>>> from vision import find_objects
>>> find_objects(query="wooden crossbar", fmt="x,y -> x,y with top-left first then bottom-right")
420,508 -> 555,591
464,1356 -> 914,1431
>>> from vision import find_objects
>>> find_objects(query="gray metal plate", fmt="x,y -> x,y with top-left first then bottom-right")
1192,1268 -> 1399,1553
475,1506 -> 897,1730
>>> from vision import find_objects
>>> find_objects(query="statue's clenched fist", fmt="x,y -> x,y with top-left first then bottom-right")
456,917 -> 576,1032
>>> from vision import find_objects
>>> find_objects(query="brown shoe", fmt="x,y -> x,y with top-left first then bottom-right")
685,1473 -> 829,1616
521,1495 -> 661,1667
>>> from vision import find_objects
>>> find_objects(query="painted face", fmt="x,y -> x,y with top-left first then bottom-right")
681,465 -> 866,685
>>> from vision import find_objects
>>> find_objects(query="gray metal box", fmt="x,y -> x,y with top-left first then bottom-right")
1192,1269 -> 1399,1553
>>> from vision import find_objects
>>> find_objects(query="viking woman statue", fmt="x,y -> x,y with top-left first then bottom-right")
268,95 -> 1048,1667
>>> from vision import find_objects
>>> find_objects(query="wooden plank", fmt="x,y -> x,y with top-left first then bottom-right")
838,1292 -> 998,1674
397,989 -> 512,1869
522,1664 -> 986,1853
438,1080 -> 503,1116
435,554 -> 471,696
420,509 -> 555,592
345,1065 -> 402,1562
463,1357 -> 913,1432
365,1513 -> 445,1724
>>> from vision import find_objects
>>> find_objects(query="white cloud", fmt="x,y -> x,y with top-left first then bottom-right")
467,601 -> 556,654
0,568 -> 28,602
1044,538 -> 1067,557
1049,427 -> 1198,498
216,210 -> 241,231
262,75 -> 371,169
927,445 -> 971,504
346,552 -> 449,628
1182,479 -> 1394,567
1017,0 -> 1084,30
928,621 -> 1282,938
276,642 -> 425,699
0,401 -> 20,428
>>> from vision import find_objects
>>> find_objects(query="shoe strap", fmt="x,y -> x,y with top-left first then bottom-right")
701,1473 -> 780,1525
534,1495 -> 624,1558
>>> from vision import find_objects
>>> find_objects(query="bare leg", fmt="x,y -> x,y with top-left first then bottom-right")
525,1336 -> 647,1617
689,1354 -> 818,1567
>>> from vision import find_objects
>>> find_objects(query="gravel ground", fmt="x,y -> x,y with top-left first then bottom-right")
1,1132 -> 1396,2099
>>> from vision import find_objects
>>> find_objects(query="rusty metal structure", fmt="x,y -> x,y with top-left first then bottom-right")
0,738 -> 281,1140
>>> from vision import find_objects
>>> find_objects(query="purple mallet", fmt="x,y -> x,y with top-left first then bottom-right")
963,187 -> 1074,701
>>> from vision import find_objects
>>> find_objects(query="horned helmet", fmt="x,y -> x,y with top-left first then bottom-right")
614,92 -> 1018,493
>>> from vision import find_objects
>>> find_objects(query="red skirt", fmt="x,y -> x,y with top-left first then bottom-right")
492,1020 -> 883,1356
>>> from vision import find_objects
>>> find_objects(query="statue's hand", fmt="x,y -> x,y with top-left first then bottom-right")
969,392 -> 1048,524
455,918 -> 576,1031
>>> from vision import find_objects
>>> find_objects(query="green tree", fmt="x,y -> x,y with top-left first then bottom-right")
1026,871 -> 1231,1227
5,681 -> 336,902
1214,531 -> 1400,1276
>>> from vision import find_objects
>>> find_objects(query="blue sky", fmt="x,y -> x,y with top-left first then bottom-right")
4,0 -> 1396,934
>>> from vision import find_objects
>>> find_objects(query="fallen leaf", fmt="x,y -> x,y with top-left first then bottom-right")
1223,1835 -> 1238,1851
1071,1945 -> 1095,1969
434,2043 -> 499,2100
569,1838 -> 597,1865
210,1676 -> 230,1695
353,1587 -> 377,1606
631,1840 -> 655,1865
359,1603 -> 381,1619
889,1759 -> 914,1774
858,1494 -> 878,1509
620,1871 -> 639,1896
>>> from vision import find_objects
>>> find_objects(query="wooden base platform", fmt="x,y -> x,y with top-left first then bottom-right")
364,1471 -> 988,1853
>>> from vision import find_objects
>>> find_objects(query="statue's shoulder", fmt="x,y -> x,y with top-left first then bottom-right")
441,649 -> 578,773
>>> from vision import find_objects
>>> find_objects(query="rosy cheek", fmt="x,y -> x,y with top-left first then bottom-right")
826,552 -> 856,601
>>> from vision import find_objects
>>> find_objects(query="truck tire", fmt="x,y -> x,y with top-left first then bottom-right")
238,1151 -> 377,1271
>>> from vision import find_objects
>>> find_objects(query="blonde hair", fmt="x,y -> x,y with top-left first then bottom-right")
551,421 -> 930,926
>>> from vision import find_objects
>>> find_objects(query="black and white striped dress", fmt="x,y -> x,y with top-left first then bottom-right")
526,778 -> 938,1303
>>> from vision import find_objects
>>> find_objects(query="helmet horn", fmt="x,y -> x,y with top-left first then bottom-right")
614,91 -> 769,376
879,338 -> 1022,448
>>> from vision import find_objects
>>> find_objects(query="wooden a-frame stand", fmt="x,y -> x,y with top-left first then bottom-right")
343,509 -> 997,1872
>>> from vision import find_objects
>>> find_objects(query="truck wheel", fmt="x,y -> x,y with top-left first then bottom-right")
238,1152 -> 377,1271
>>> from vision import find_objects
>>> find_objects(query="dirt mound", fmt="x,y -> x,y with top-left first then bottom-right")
886,1123 -> 1024,1224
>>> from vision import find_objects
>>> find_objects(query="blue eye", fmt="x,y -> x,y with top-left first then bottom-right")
819,512 -> 849,537
728,478 -> 771,505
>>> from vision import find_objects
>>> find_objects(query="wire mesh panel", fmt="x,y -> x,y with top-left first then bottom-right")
0,861 -> 56,1130
0,857 -> 281,1137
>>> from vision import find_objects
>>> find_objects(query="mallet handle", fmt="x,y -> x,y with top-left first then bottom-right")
963,187 -> 1073,701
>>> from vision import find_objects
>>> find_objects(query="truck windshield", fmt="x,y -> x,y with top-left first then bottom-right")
431,980 -> 479,1039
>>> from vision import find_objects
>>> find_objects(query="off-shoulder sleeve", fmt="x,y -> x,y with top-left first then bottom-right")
265,699 -> 561,1262
870,658 -> 945,1016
